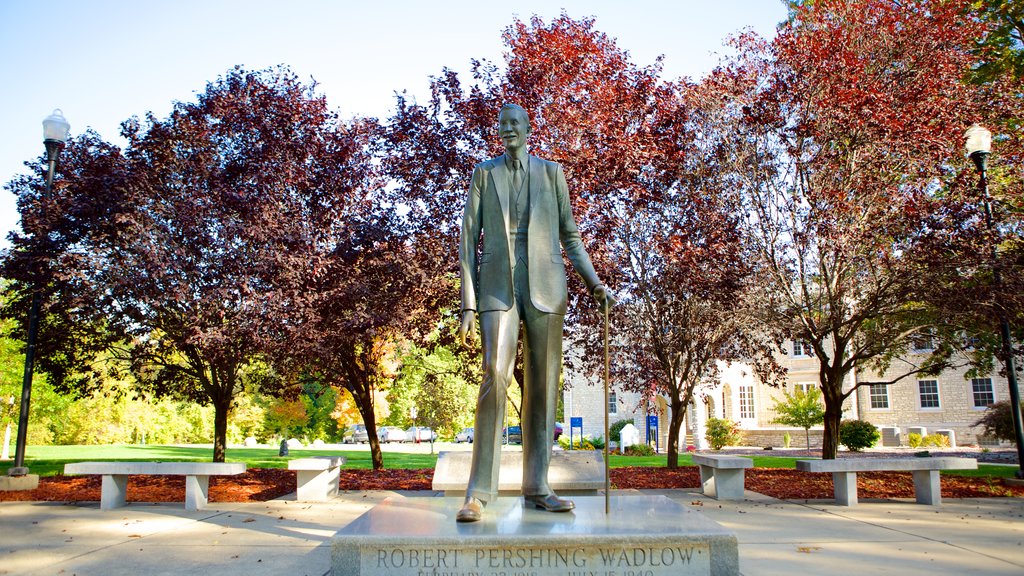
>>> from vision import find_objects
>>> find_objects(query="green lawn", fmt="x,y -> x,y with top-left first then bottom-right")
10,445 -> 1017,480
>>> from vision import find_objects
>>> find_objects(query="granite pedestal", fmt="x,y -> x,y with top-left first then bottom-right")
333,495 -> 738,576
432,449 -> 605,496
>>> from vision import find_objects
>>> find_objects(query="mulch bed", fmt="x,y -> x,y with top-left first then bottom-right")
2,467 -> 1021,504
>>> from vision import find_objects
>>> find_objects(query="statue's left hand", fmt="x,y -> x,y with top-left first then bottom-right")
592,285 -> 616,314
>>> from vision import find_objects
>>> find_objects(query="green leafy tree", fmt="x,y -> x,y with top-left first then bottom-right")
770,386 -> 825,450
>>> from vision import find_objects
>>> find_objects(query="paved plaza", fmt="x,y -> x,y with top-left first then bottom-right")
1,487 -> 1021,576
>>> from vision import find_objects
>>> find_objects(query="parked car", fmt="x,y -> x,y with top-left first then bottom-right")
455,427 -> 474,443
405,426 -> 438,442
503,425 -> 522,444
343,424 -> 368,444
379,426 -> 408,443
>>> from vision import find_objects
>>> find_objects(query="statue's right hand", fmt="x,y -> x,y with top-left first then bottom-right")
458,310 -> 477,348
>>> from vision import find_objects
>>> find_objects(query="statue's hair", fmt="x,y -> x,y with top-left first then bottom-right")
499,103 -> 531,126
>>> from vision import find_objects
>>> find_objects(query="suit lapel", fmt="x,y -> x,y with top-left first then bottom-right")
527,155 -> 543,212
492,154 -> 510,224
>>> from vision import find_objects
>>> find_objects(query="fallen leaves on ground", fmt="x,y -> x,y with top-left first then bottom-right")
1,466 -> 1020,503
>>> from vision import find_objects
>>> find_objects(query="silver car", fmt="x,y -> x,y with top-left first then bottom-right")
455,427 -> 474,443
379,426 -> 408,443
343,424 -> 368,444
406,426 -> 438,442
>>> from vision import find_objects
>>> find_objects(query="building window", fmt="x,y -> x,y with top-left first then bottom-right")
869,383 -> 889,409
608,391 -> 617,414
972,378 -> 995,408
912,330 -> 935,352
793,339 -> 814,358
738,385 -> 755,420
793,382 -> 815,394
918,380 -> 940,409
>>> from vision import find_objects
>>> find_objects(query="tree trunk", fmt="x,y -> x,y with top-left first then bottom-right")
666,399 -> 686,469
212,394 -> 231,463
821,402 -> 842,459
354,388 -> 384,470
804,427 -> 810,451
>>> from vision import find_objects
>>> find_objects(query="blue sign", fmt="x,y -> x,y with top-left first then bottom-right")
568,417 -> 583,450
647,415 -> 659,453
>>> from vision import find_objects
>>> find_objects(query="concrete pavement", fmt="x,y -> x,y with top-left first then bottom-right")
1,489 -> 1021,576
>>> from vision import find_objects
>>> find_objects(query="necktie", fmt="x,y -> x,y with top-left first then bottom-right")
512,159 -> 524,194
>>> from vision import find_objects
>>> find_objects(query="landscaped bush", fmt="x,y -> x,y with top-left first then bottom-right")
973,400 -> 1024,442
907,432 -> 923,448
558,435 -> 596,450
923,433 -> 950,448
705,417 -> 741,450
609,419 -> 632,443
623,443 -> 655,456
839,419 -> 880,451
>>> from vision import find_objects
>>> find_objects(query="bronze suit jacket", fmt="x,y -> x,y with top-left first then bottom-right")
460,154 -> 601,315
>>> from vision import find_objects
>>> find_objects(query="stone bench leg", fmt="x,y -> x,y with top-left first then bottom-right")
699,466 -> 745,500
712,469 -> 746,500
698,464 -> 716,497
832,472 -> 858,506
100,474 -> 128,510
912,470 -> 941,505
296,468 -> 340,501
184,475 -> 210,511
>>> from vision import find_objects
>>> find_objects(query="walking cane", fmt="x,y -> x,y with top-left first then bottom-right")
603,301 -> 610,515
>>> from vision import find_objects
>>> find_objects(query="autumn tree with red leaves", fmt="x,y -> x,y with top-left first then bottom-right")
284,205 -> 449,470
609,79 -> 784,468
727,0 -> 991,458
2,66 -> 377,462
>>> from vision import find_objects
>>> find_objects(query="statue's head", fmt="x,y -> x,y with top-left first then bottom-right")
498,103 -> 531,154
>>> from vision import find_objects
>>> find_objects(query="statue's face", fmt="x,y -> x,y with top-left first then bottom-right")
498,107 -> 530,153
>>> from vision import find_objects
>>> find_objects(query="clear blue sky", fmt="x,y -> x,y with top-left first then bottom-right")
0,0 -> 786,248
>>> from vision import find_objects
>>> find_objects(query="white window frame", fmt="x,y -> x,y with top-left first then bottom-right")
869,383 -> 890,410
738,385 -> 755,420
917,380 -> 940,409
912,331 -> 936,352
792,339 -> 814,358
793,382 -> 815,394
971,378 -> 996,409
608,391 -> 618,415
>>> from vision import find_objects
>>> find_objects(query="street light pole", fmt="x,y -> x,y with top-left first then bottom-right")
966,124 -> 1024,479
8,110 -> 70,477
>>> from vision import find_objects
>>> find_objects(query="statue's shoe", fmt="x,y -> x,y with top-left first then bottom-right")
456,497 -> 484,522
523,493 -> 575,512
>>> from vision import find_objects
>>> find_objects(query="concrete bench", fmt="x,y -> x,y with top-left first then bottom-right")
795,457 -> 978,506
288,456 -> 345,501
432,450 -> 604,496
64,461 -> 246,511
692,454 -> 753,500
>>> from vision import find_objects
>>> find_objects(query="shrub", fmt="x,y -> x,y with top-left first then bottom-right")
839,419 -> 879,451
705,417 -> 741,450
973,400 -> 1024,442
609,419 -> 632,443
923,433 -> 950,448
907,432 -> 923,448
558,435 -> 596,450
623,443 -> 655,456
783,432 -> 792,448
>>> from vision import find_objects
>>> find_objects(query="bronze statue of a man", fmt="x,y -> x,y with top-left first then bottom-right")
457,103 -> 614,522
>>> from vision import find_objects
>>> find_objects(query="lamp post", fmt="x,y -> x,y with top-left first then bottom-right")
8,110 -> 70,477
966,123 -> 1024,479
